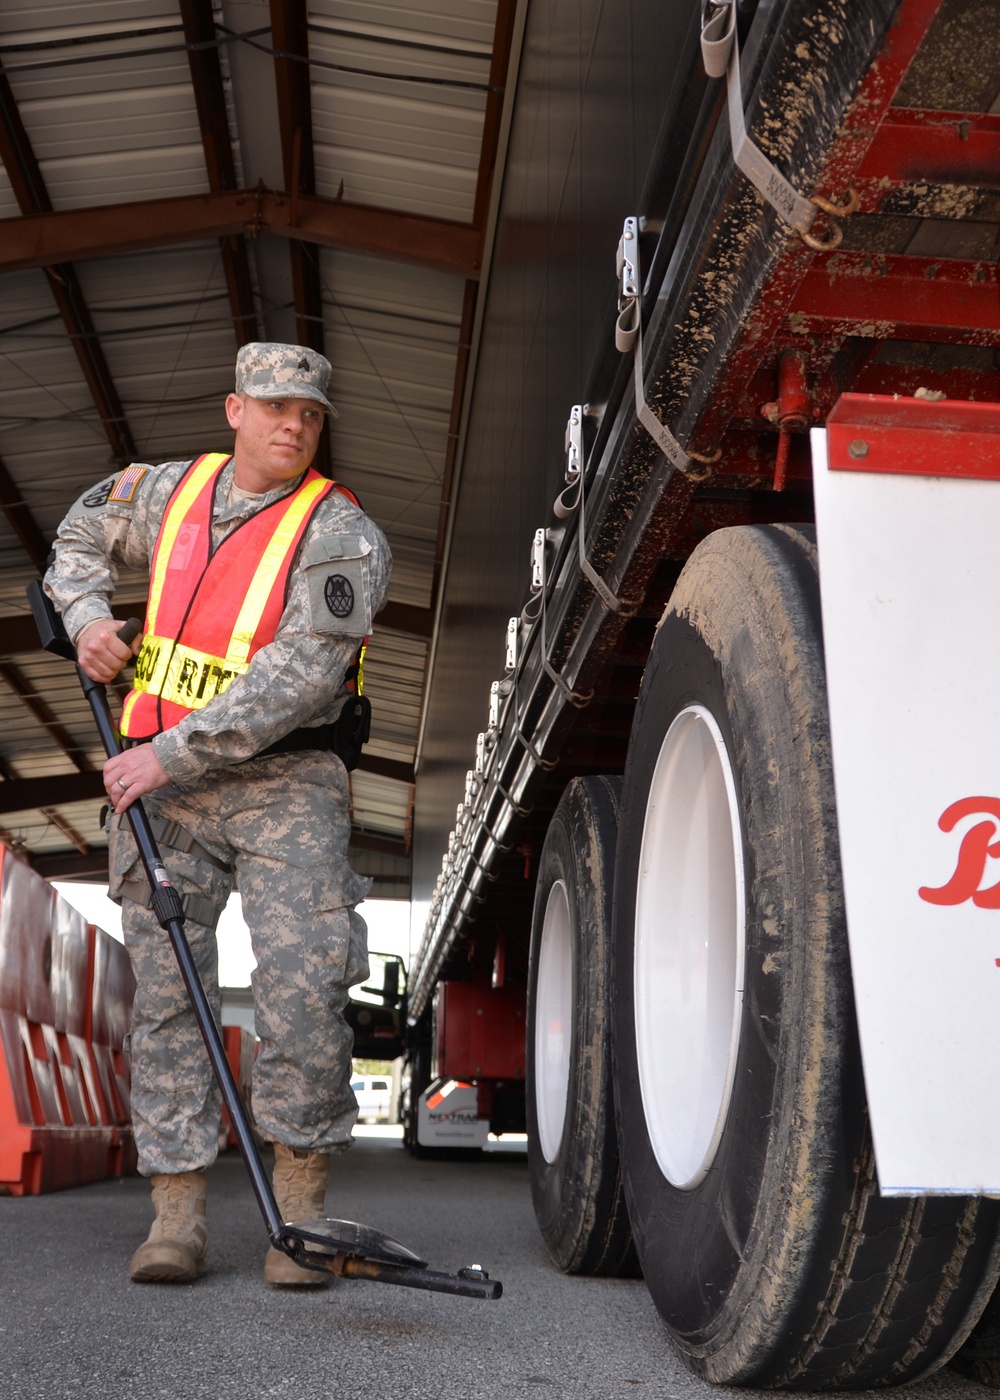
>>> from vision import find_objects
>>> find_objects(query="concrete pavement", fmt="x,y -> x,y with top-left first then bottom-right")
0,1132 -> 991,1400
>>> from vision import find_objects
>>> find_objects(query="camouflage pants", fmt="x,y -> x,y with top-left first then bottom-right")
108,751 -> 371,1176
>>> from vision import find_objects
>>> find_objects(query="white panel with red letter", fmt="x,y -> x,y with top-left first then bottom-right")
812,394 -> 1000,1194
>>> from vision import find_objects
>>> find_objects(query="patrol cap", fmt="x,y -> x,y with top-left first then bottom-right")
234,342 -> 338,417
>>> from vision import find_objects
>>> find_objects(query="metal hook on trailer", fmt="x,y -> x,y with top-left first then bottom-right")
26,580 -> 503,1305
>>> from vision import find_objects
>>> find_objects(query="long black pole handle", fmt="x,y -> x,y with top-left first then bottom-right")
26,584 -> 286,1242
117,617 -> 143,649
80,669 -> 285,1239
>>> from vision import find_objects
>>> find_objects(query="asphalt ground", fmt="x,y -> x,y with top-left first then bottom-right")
0,1130 -> 992,1400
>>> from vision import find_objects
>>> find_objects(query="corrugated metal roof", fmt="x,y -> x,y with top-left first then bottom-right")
0,0 -> 518,891
0,6 -> 206,207
322,250 -> 464,608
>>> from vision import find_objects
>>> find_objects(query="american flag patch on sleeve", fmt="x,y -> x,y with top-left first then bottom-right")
108,464 -> 148,502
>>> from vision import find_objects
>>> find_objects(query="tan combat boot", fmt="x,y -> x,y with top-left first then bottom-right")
129,1170 -> 208,1283
264,1143 -> 330,1287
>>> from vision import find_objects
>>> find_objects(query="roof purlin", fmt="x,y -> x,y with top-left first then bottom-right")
0,453 -> 49,572
0,59 -> 137,466
179,0 -> 260,349
270,0 -> 331,478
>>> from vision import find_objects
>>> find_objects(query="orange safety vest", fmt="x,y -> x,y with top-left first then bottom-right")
120,452 -> 338,738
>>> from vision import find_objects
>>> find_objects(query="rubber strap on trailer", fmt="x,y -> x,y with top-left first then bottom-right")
614,234 -> 694,474
560,475 -> 623,613
702,2 -> 814,233
520,528 -> 593,710
701,2 -> 849,249
554,406 -> 625,614
493,778 -> 532,819
614,220 -> 714,480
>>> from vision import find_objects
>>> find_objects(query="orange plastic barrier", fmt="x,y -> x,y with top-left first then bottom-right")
0,846 -> 137,1194
88,923 -> 137,1179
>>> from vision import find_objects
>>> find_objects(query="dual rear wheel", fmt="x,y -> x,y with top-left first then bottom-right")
526,524 -> 1000,1388
526,774 -> 637,1278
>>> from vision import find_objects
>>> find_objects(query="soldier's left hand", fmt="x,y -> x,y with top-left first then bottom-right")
104,745 -> 170,813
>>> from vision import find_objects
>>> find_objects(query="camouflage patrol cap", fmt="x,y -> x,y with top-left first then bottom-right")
234,342 -> 338,416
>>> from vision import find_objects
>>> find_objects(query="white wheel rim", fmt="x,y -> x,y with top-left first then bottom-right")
535,878 -> 573,1163
634,704 -> 745,1188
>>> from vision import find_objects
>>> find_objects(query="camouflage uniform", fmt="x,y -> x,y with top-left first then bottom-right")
43,344 -> 391,1176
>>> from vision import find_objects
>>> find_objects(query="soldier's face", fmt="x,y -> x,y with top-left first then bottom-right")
226,393 -> 324,492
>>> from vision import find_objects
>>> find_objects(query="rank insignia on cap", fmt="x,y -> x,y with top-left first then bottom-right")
108,464 -> 148,502
234,341 -> 338,416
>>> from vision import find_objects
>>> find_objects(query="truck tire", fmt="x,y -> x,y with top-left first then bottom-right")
952,1286 -> 1000,1386
612,524 -> 1000,1388
526,776 -> 638,1277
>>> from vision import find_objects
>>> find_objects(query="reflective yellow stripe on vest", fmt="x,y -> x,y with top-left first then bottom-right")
227,474 -> 330,663
146,453 -> 231,633
130,633 -> 249,711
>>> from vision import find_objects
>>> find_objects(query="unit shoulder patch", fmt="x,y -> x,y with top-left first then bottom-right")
303,535 -> 372,637
324,573 -> 355,618
81,476 -> 117,509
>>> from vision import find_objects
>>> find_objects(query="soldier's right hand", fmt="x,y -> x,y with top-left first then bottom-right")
76,618 -> 142,683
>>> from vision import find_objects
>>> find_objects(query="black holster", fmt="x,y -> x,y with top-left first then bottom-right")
332,695 -> 371,771
254,697 -> 372,771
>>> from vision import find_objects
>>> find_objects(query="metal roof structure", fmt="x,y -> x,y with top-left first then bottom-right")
0,0 -> 523,897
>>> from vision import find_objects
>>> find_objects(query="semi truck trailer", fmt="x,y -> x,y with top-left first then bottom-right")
402,0 -> 1000,1388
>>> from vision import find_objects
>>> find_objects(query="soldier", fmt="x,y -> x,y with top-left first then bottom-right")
44,343 -> 391,1287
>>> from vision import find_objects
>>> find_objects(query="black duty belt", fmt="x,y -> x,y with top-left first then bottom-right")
123,706 -> 367,771
256,725 -> 335,759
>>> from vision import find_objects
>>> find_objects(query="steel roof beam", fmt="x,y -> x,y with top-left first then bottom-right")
473,0 -> 519,233
269,0 -> 332,478
33,849 -> 110,880
349,832 -> 410,859
359,755 -> 415,785
0,747 -> 89,856
423,0 -> 520,736
0,661 -> 94,774
0,604 -> 135,657
0,191 -> 481,281
0,453 -> 50,572
270,1 -> 316,216
0,770 -> 99,817
0,62 -> 137,465
271,0 -> 421,812
376,602 -> 433,639
433,0 -> 520,586
39,807 -> 89,856
178,0 -> 259,348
